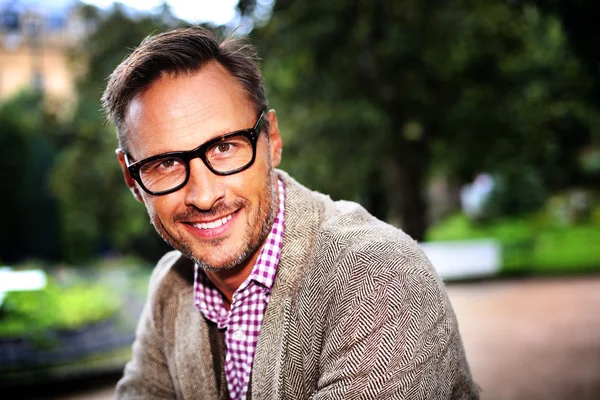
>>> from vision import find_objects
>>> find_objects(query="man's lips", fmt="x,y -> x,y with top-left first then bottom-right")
188,212 -> 235,230
181,209 -> 239,236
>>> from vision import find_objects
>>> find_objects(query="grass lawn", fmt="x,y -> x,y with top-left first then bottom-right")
427,214 -> 600,275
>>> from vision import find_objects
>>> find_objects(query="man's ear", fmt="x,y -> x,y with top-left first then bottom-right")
266,109 -> 283,168
116,149 -> 144,203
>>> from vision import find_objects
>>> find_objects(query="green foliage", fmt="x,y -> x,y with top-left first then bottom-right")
427,213 -> 536,244
0,278 -> 120,344
427,211 -> 600,275
48,4 -> 181,263
255,0 -> 599,239
5,1 -> 598,264
481,167 -> 548,221
534,226 -> 600,271
0,91 -> 63,263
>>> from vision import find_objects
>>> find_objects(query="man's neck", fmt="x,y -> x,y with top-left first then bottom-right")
204,249 -> 261,309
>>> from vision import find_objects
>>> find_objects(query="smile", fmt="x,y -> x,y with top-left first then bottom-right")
191,213 -> 234,230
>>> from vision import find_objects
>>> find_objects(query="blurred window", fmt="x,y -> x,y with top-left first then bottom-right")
32,70 -> 43,92
48,14 -> 65,31
1,9 -> 19,31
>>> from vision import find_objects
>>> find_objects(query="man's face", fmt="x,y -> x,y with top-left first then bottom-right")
118,62 -> 282,273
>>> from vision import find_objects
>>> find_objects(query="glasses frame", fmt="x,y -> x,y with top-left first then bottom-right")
124,112 -> 266,196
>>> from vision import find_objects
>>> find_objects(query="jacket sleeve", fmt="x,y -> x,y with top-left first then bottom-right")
115,252 -> 180,400
312,246 -> 480,400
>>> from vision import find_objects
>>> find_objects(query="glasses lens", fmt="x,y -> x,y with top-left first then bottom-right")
139,156 -> 187,193
205,134 -> 254,173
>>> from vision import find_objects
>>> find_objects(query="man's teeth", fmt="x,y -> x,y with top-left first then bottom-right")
193,214 -> 233,230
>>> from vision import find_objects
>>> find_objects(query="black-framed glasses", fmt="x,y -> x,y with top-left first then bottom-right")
124,112 -> 265,196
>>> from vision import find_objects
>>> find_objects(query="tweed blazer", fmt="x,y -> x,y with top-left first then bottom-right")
116,170 -> 479,399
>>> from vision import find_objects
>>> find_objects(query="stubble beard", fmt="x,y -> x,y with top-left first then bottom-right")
150,169 -> 279,273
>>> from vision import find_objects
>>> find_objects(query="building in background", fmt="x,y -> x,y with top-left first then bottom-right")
0,0 -> 85,104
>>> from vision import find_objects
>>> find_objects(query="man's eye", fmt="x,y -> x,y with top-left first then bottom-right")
216,143 -> 233,153
158,158 -> 180,169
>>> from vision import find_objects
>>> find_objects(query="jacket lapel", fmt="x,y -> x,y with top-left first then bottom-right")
175,288 -> 224,400
251,170 -> 325,398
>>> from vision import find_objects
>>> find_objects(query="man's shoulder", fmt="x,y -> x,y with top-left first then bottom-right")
279,170 -> 437,280
147,250 -> 194,300
297,195 -> 455,338
316,198 -> 436,280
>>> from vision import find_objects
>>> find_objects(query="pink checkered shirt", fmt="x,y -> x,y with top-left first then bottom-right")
193,179 -> 285,400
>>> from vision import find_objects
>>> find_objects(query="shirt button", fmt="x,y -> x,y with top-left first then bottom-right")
233,329 -> 245,341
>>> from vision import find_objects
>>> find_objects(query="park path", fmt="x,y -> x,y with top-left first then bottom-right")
50,274 -> 600,400
447,275 -> 600,400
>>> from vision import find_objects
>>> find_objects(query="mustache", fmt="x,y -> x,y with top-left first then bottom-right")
172,199 -> 247,222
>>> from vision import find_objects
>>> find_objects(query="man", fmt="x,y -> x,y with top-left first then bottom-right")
102,27 -> 479,399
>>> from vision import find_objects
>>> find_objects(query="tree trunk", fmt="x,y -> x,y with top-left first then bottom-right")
363,168 -> 390,222
383,151 -> 429,242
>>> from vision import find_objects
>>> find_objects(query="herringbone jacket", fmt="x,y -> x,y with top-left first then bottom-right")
116,171 -> 479,399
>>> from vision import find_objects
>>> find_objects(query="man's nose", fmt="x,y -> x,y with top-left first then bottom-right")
183,158 -> 225,210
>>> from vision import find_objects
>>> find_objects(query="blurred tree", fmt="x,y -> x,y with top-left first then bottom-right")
49,4 -> 184,263
526,0 -> 600,184
0,91 -> 62,263
254,0 -> 598,239
528,0 -> 600,81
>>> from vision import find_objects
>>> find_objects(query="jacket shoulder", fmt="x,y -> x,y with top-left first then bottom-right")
147,250 -> 195,308
315,199 -> 438,281
290,197 -> 478,399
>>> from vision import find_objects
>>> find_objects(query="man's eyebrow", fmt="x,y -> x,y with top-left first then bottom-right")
197,120 -> 259,143
133,126 -> 250,161
203,129 -> 234,143
191,126 -> 249,147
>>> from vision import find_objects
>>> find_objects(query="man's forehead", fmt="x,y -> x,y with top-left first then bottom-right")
122,66 -> 255,157
125,65 -> 246,124
125,95 -> 144,127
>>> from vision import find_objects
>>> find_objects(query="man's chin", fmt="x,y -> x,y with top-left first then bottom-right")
171,234 -> 241,271
187,245 -> 255,273
195,258 -> 242,273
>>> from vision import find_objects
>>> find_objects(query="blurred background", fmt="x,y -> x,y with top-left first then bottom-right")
0,0 -> 598,399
